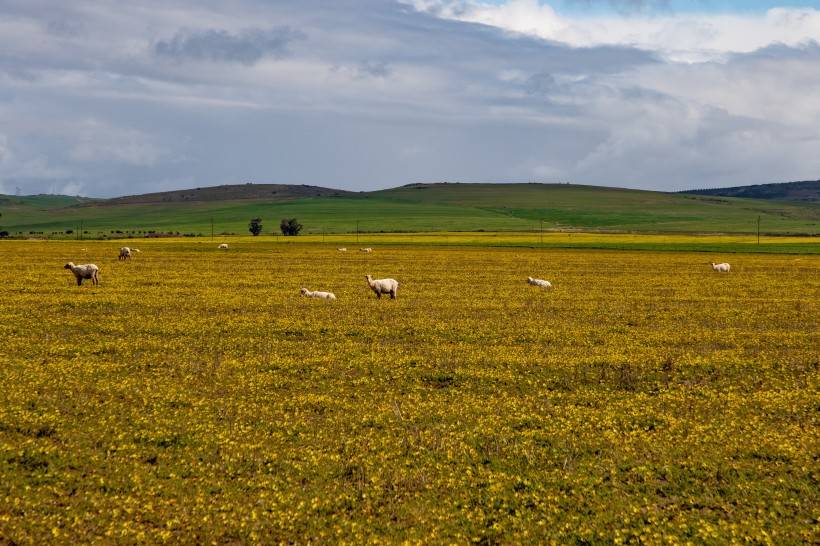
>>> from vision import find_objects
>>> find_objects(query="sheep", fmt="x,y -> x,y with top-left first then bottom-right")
360,247 -> 373,253
366,274 -> 398,299
337,248 -> 348,252
64,262 -> 99,286
131,248 -> 141,253
527,276 -> 553,289
300,288 -> 337,300
218,243 -> 229,249
710,262 -> 731,273
119,246 -> 132,260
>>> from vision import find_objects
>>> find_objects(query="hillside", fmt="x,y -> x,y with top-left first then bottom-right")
1,183 -> 818,236
681,180 -> 820,202
102,184 -> 354,205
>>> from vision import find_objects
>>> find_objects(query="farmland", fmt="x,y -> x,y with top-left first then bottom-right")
0,237 -> 818,543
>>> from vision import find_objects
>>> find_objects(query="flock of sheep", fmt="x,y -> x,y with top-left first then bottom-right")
62,245 -> 733,294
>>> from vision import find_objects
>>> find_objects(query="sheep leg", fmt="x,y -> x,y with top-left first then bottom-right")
376,292 -> 381,299
76,277 -> 83,286
390,291 -> 396,299
93,272 -> 99,286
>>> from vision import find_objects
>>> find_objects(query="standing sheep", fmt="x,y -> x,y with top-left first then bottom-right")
119,247 -> 132,260
300,288 -> 337,300
64,262 -> 99,286
337,248 -> 348,252
360,248 -> 373,253
218,243 -> 229,249
527,277 -> 553,289
710,262 -> 731,273
365,275 -> 398,299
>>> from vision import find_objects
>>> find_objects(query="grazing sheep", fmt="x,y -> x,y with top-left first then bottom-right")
366,274 -> 398,299
131,248 -> 141,253
337,248 -> 348,252
119,246 -> 132,260
360,247 -> 373,253
711,262 -> 731,273
300,288 -> 337,300
527,276 -> 553,289
218,243 -> 229,249
64,262 -> 99,286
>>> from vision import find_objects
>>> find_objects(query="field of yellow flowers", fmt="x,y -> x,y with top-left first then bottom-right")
1,238 -> 817,544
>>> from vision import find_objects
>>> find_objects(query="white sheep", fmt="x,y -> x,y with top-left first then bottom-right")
218,243 -> 229,249
366,274 -> 398,299
527,276 -> 553,289
360,248 -> 373,253
711,262 -> 731,273
64,262 -> 99,286
119,246 -> 132,260
337,248 -> 348,252
131,248 -> 141,253
300,288 -> 337,300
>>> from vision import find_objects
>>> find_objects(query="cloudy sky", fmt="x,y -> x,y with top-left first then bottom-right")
1,0 -> 819,197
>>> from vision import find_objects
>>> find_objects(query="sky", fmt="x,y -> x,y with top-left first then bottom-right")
0,0 -> 819,197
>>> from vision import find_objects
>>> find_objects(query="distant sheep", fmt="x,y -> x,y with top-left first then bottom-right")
300,288 -> 337,300
527,277 -> 553,289
337,248 -> 348,252
366,275 -> 398,299
218,243 -> 229,249
118,246 -> 131,260
711,262 -> 731,273
360,248 -> 373,253
64,262 -> 99,286
131,248 -> 141,253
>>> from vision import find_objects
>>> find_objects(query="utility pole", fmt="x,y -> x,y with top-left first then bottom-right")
210,218 -> 214,241
80,220 -> 83,241
540,219 -> 543,245
757,216 -> 760,245
356,220 -> 359,243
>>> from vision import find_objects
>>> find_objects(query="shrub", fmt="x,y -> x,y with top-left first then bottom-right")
280,218 -> 303,236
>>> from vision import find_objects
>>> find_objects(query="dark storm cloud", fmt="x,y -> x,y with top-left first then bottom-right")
154,26 -> 305,65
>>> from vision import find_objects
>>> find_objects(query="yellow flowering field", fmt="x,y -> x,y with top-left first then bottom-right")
0,239 -> 817,544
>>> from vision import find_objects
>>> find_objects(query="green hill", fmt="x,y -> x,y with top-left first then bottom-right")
1,183 -> 818,237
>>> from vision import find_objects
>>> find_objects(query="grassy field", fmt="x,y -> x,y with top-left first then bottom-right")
2,183 -> 818,235
0,237 -> 817,543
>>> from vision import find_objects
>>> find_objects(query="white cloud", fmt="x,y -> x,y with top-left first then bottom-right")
407,1 -> 820,62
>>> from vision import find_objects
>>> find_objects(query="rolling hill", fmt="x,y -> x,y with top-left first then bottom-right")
1,182 -> 818,236
681,180 -> 820,202
102,183 -> 353,205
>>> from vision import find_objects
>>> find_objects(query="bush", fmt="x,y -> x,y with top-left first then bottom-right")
280,218 -> 303,236
249,218 -> 263,236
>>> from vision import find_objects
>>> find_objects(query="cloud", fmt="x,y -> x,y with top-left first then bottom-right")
0,0 -> 817,197
407,1 -> 820,62
154,26 -> 304,65
68,120 -> 164,166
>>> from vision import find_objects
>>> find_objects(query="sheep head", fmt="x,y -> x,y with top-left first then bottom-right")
64,263 -> 74,269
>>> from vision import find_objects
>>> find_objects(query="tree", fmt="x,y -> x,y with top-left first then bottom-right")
280,218 -> 303,236
248,217 -> 263,236
0,231 -> 9,238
